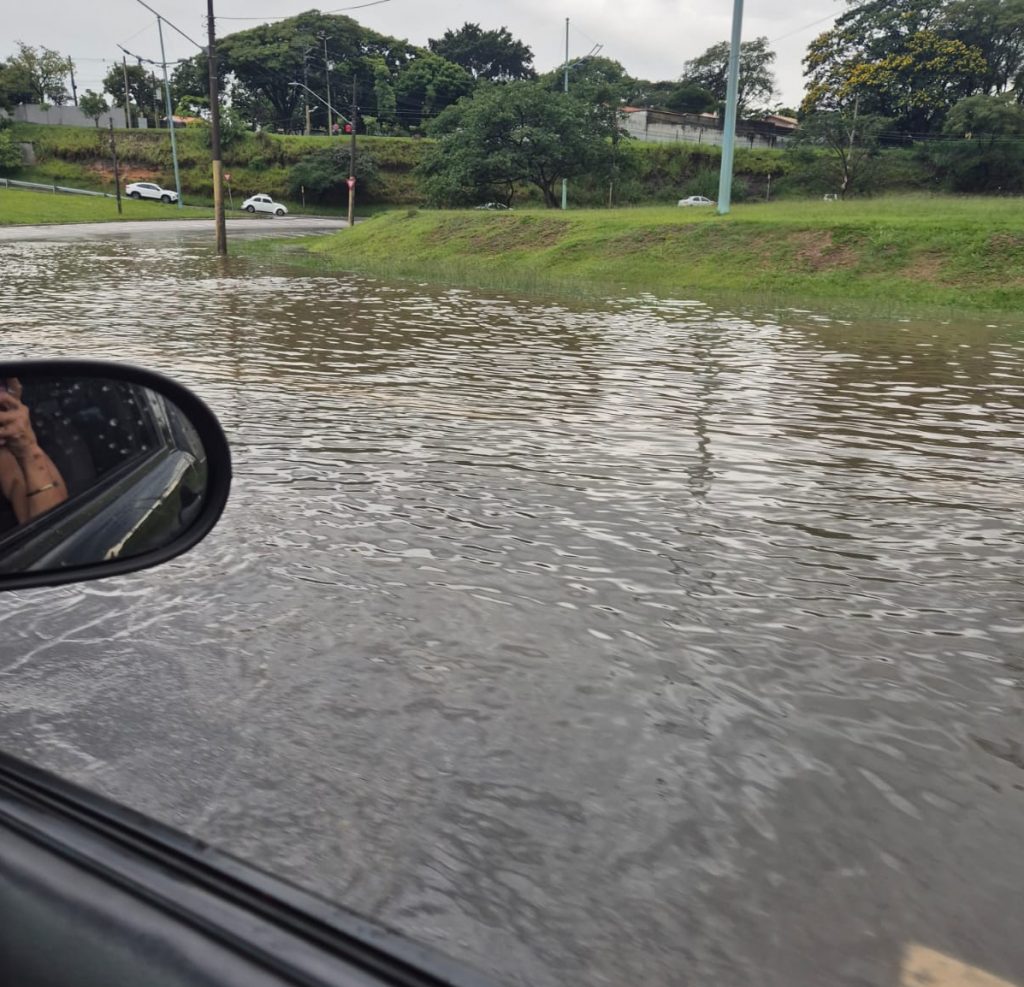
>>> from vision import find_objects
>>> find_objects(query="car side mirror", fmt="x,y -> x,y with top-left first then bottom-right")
0,360 -> 231,591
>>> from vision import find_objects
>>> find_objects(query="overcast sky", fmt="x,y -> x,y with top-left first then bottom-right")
7,0 -> 844,109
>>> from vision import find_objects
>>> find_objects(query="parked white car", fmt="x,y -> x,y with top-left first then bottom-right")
125,182 -> 178,203
242,194 -> 288,216
677,195 -> 715,207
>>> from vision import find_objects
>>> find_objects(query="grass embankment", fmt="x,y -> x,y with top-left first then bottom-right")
260,196 -> 1024,314
0,187 -> 214,224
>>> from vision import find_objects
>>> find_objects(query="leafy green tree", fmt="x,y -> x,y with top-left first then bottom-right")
627,79 -> 679,108
102,63 -> 159,126
0,43 -> 71,106
682,37 -> 776,115
78,89 -> 108,126
428,22 -> 535,81
394,52 -> 473,128
170,53 -> 225,115
664,82 -> 718,114
217,12 -> 414,134
934,93 -> 1024,190
0,130 -> 23,172
792,109 -> 890,196
941,0 -> 1024,99
372,58 -> 397,130
288,144 -> 380,203
420,80 -> 619,208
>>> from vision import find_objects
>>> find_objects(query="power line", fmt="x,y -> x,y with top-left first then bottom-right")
134,0 -> 205,51
217,0 -> 392,21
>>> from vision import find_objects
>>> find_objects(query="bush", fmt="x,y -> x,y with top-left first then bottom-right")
0,131 -> 23,172
287,144 -> 381,203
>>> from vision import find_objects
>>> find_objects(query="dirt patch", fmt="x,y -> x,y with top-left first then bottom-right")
987,232 -> 1024,253
87,161 -> 161,183
786,230 -> 858,271
900,252 -> 946,281
607,226 -> 692,254
466,216 -> 569,253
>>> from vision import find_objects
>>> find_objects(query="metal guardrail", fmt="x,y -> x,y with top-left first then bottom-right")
0,177 -> 113,198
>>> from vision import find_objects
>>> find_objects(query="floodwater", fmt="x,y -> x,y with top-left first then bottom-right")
1,230 -> 1022,987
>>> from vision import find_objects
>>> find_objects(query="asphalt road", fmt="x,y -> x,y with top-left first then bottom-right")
0,216 -> 346,242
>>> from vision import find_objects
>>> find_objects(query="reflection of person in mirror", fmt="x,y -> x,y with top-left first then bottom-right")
0,378 -> 68,525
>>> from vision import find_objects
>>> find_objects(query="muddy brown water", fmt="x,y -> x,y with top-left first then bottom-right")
1,229 -> 1022,987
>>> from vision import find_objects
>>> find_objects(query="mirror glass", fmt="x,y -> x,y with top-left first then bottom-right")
0,373 -> 210,576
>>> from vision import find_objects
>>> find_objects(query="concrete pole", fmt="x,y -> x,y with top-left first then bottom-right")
122,56 -> 132,128
207,0 -> 226,254
348,75 -> 357,227
561,17 -> 569,210
320,34 -> 334,135
156,15 -> 183,208
716,0 -> 744,215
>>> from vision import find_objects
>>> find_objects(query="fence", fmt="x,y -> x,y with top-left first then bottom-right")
0,177 -> 114,198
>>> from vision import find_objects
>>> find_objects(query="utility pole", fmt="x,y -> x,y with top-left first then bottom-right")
303,47 -> 313,135
561,17 -> 569,210
108,120 -> 122,214
122,56 -> 132,127
67,59 -> 78,106
715,0 -> 744,215
348,75 -> 357,227
155,15 -> 183,208
207,0 -> 226,254
319,33 -> 334,135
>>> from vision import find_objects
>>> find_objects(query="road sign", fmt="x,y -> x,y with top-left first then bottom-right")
346,176 -> 356,189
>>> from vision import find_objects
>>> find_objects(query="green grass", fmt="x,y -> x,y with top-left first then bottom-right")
0,187 -> 214,224
246,195 -> 1024,315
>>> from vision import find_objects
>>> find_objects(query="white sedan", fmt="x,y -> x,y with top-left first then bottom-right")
125,182 -> 178,203
677,195 -> 715,207
242,194 -> 288,216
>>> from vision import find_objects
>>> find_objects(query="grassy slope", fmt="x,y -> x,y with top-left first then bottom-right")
275,196 -> 1024,314
0,187 -> 215,224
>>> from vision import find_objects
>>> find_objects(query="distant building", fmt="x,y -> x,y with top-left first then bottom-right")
620,107 -> 796,149
11,103 -> 148,129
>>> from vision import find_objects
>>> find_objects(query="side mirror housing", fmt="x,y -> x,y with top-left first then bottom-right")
0,360 -> 231,592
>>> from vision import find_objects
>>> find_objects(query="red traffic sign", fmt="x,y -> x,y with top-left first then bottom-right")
224,173 -> 232,182
346,176 -> 356,189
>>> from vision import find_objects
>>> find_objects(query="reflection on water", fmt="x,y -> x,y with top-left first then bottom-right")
1,233 -> 1022,987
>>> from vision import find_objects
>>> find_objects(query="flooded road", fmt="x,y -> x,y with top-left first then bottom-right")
1,231 -> 1022,987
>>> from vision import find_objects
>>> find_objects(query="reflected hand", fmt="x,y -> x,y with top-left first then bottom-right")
0,388 -> 38,459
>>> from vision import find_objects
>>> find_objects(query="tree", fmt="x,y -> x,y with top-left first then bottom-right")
792,109 -> 890,196
428,22 -> 535,81
217,12 -> 414,134
0,43 -> 70,106
682,37 -> 776,115
664,82 -> 718,114
394,52 -> 473,128
0,130 -> 22,172
420,80 -> 618,208
102,63 -> 159,126
78,90 -> 108,126
934,93 -> 1024,190
288,144 -> 380,203
843,31 -> 987,131
372,58 -> 397,130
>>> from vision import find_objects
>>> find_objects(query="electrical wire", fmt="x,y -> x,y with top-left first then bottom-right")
217,0 -> 392,21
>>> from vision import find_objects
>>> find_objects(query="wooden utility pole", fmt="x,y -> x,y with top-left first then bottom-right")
207,0 -> 227,255
347,75 -> 357,227
108,120 -> 123,215
67,59 -> 78,106
122,56 -> 132,127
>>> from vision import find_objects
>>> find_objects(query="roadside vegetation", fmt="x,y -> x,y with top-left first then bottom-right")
250,197 -> 1024,315
0,187 -> 215,224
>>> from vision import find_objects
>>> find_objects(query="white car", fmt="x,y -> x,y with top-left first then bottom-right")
242,194 -> 288,216
677,195 -> 715,207
125,182 -> 178,203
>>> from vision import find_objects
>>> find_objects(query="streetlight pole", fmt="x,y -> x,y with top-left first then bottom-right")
318,33 -> 334,135
302,46 -> 314,135
716,0 -> 744,215
561,17 -> 569,211
155,15 -> 183,208
348,75 -> 357,227
207,0 -> 226,254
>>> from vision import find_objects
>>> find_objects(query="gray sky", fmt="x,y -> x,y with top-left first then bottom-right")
7,0 -> 843,109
